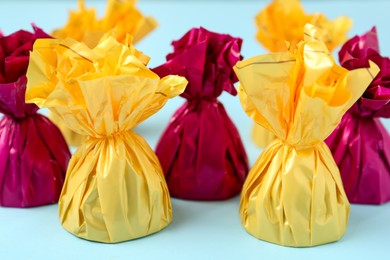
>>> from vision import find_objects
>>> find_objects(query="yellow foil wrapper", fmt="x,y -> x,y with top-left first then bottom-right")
251,124 -> 276,149
52,0 -> 157,47
25,36 -> 187,243
234,24 -> 378,247
253,0 -> 352,148
49,111 -> 85,147
51,0 -> 158,146
255,0 -> 352,52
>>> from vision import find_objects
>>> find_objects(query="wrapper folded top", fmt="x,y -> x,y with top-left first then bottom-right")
0,25 -> 51,117
25,35 -> 187,135
153,27 -> 242,99
237,24 -> 379,146
49,0 -> 158,147
252,0 -> 352,149
338,27 -> 390,117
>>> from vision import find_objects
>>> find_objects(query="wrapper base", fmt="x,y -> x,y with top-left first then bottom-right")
59,130 -> 172,243
326,112 -> 390,204
240,140 -> 350,247
156,100 -> 248,200
0,114 -> 69,207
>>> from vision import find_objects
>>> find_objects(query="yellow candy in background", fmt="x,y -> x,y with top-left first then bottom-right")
52,0 -> 157,48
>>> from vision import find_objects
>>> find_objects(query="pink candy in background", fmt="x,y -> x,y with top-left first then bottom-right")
0,26 -> 70,207
326,27 -> 390,205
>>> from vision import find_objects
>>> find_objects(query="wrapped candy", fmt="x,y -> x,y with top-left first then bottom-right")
255,0 -> 352,52
234,24 -> 378,247
51,0 -> 157,147
52,0 -> 157,48
253,0 -> 352,148
25,36 -> 187,243
0,26 -> 70,207
153,27 -> 248,200
325,27 -> 390,204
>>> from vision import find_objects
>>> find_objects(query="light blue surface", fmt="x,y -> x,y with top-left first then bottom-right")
0,1 -> 390,259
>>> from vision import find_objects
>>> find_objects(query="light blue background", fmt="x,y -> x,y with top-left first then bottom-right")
0,1 -> 389,259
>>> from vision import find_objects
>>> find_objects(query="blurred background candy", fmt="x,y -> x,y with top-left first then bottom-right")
0,25 -> 70,208
326,27 -> 390,205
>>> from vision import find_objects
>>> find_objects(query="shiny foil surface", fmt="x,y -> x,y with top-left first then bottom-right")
50,0 -> 158,147
325,27 -> 390,204
26,36 -> 187,243
153,27 -> 249,200
252,0 -> 352,149
234,24 -> 379,247
0,26 -> 70,208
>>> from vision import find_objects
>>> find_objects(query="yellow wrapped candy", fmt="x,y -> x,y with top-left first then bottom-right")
234,24 -> 378,247
253,0 -> 352,148
52,0 -> 157,48
25,36 -> 187,243
51,0 -> 157,146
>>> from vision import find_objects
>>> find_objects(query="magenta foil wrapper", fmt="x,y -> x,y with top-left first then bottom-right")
0,26 -> 71,207
325,27 -> 390,204
153,27 -> 248,200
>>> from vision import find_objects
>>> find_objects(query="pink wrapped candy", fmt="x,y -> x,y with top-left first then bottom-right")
153,27 -> 248,200
325,27 -> 390,204
0,26 -> 70,207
